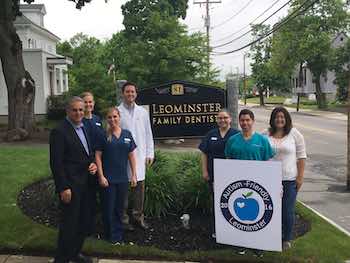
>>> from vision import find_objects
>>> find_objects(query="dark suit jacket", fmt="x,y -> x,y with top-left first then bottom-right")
50,119 -> 95,193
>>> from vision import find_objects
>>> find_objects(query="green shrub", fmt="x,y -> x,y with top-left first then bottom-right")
47,94 -> 69,120
144,151 -> 211,217
144,151 -> 181,217
174,153 -> 211,215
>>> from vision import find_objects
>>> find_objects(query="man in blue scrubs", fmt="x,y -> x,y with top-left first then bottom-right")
225,109 -> 274,161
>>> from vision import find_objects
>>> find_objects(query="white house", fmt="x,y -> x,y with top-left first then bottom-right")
0,4 -> 72,119
290,32 -> 347,100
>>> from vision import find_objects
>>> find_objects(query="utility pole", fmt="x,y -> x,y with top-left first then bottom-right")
243,53 -> 247,105
194,0 -> 221,80
347,75 -> 350,190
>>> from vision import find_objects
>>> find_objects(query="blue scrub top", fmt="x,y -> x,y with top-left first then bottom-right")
83,114 -> 103,151
224,132 -> 275,161
96,129 -> 137,184
199,127 -> 239,182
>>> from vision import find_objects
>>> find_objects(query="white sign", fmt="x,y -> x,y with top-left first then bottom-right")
214,159 -> 282,252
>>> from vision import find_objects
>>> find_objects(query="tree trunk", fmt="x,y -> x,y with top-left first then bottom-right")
259,88 -> 265,106
314,74 -> 327,109
0,1 -> 35,141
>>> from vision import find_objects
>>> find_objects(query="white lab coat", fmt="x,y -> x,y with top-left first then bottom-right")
118,103 -> 155,181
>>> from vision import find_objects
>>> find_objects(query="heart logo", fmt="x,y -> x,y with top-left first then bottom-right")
237,202 -> 245,208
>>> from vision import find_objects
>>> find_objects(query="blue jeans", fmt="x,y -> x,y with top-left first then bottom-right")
282,180 -> 297,242
101,182 -> 129,242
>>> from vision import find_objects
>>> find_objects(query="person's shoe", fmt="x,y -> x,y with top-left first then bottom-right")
237,248 -> 246,255
123,223 -> 135,231
135,220 -> 149,230
283,241 -> 292,250
71,254 -> 93,263
253,249 -> 264,258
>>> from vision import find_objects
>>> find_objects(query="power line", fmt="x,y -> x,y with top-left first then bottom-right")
212,0 -> 282,44
212,0 -> 320,56
212,0 -> 293,49
211,0 -> 255,29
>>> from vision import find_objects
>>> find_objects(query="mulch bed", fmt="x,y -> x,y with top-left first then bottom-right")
17,178 -> 311,252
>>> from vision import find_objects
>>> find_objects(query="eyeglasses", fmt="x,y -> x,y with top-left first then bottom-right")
71,108 -> 84,112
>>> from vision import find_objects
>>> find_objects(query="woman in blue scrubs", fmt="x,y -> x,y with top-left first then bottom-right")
198,109 -> 239,238
95,107 -> 137,244
81,91 -> 104,236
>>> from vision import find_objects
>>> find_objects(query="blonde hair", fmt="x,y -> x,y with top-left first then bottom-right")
106,107 -> 120,142
80,91 -> 94,100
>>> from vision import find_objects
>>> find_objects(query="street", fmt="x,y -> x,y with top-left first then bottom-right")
249,105 -> 350,233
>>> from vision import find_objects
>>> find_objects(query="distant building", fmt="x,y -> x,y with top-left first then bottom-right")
290,32 -> 347,100
0,4 -> 72,119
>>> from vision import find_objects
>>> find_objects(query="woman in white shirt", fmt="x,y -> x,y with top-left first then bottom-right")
267,107 -> 306,250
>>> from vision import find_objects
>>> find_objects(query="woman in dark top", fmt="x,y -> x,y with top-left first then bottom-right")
81,92 -> 103,149
198,109 -> 239,238
95,107 -> 137,244
81,91 -> 103,236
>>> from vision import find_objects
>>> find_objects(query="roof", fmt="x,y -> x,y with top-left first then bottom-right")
14,14 -> 60,42
20,4 -> 46,15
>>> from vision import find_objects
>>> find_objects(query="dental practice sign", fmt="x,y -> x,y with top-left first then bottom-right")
214,159 -> 282,251
136,80 -> 226,139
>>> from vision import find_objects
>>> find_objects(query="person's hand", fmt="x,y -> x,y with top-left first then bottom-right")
146,158 -> 154,167
296,176 -> 303,192
202,171 -> 209,181
99,176 -> 109,188
88,163 -> 97,175
60,189 -> 72,204
130,175 -> 137,188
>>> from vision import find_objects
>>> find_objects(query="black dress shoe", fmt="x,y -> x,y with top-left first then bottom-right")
71,254 -> 93,263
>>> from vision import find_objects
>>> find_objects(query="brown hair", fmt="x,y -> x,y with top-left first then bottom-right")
106,107 -> 120,142
121,81 -> 138,93
269,106 -> 293,136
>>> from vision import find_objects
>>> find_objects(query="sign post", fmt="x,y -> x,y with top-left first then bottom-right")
214,159 -> 282,251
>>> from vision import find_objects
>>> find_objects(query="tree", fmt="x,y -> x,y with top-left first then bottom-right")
271,0 -> 349,109
103,0 -> 218,88
249,24 -> 289,106
0,0 -> 93,141
331,36 -> 350,190
57,33 -> 115,113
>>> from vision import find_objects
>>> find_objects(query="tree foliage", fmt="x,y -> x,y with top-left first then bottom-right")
249,24 -> 289,106
271,0 -> 349,108
331,38 -> 350,102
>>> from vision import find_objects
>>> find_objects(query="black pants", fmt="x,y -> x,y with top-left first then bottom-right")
55,185 -> 91,262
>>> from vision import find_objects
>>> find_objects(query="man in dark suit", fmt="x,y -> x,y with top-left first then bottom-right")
50,96 -> 97,263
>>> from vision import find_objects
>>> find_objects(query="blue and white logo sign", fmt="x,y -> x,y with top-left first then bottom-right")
214,159 -> 282,251
220,180 -> 273,232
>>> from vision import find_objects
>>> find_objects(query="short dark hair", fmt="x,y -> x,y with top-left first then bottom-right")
121,81 -> 138,93
269,106 -> 292,136
239,109 -> 255,120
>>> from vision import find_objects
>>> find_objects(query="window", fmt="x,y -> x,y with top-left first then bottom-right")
56,68 -> 61,94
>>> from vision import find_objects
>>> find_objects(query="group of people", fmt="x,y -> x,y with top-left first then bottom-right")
199,107 -> 306,255
49,82 -> 154,263
49,80 -> 306,262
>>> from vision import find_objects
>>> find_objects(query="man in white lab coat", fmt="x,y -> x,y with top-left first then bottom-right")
118,82 -> 154,230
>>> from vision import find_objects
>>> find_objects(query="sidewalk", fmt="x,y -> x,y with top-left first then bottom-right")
240,101 -> 348,121
0,255 -> 197,263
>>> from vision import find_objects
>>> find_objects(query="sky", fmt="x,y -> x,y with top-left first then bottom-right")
25,0 -> 289,79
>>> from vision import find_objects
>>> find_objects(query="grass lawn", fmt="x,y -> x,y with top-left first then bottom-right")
1,145 -> 350,262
